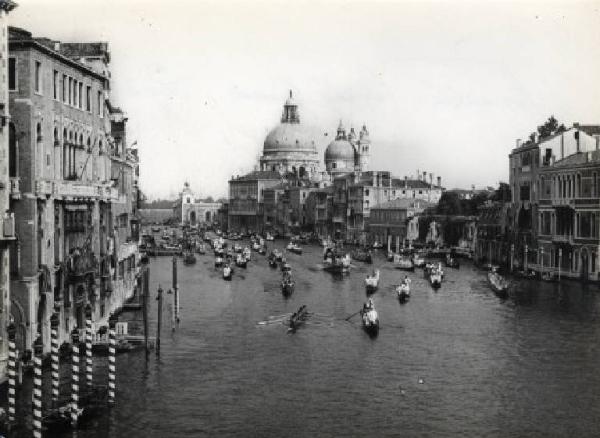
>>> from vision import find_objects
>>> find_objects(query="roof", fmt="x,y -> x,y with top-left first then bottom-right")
578,125 -> 600,136
230,170 -> 281,182
372,198 -> 435,210
391,178 -> 435,189
543,150 -> 600,169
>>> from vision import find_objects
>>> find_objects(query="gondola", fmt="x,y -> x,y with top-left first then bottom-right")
281,276 -> 295,296
394,254 -> 415,271
364,270 -> 380,294
235,254 -> 247,268
214,256 -> 224,267
223,264 -> 233,280
360,299 -> 379,336
396,281 -> 410,302
488,270 -> 509,297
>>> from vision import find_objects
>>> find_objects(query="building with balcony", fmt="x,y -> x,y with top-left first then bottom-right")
7,27 -> 140,357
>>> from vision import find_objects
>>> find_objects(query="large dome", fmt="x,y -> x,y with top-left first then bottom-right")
263,123 -> 318,153
325,139 -> 355,160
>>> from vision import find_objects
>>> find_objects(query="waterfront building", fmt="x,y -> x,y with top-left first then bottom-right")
262,183 -> 287,236
0,0 -> 17,382
228,170 -> 281,233
509,124 -> 600,268
7,27 -> 140,355
368,198 -> 432,249
391,173 -> 443,204
305,187 -> 333,238
172,182 -> 221,226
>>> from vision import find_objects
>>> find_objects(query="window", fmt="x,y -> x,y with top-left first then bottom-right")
78,82 -> 83,108
53,70 -> 58,99
62,74 -> 67,102
98,91 -> 103,117
86,86 -> 91,111
365,189 -> 370,196
68,77 -> 72,104
73,80 -> 78,107
34,61 -> 42,93
519,184 -> 530,201
8,57 -> 16,91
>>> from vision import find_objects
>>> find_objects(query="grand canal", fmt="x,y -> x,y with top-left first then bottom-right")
13,240 -> 600,437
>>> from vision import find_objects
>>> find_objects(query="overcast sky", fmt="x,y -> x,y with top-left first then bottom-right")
11,0 -> 600,199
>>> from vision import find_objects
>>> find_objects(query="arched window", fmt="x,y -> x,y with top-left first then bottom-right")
79,133 -> 84,148
36,123 -> 42,142
87,137 -> 91,153
53,127 -> 59,146
9,123 -> 17,177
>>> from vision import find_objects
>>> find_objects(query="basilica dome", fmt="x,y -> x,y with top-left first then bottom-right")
325,138 -> 355,160
263,123 -> 318,153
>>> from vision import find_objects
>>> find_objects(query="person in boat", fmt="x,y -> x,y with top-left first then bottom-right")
403,275 -> 411,285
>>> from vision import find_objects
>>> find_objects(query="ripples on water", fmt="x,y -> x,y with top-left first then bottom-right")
14,243 -> 600,437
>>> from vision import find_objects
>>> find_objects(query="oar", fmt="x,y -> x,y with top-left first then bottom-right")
345,309 -> 362,321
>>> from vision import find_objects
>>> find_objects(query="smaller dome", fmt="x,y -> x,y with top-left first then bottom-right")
325,139 -> 355,160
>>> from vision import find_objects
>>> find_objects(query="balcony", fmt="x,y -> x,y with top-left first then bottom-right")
9,177 -> 20,199
0,213 -> 15,240
551,198 -> 574,208
552,234 -> 573,244
35,180 -> 54,198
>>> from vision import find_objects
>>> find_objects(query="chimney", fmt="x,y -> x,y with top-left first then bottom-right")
417,169 -> 420,181
437,176 -> 441,188
429,173 -> 433,187
372,171 -> 378,187
516,139 -> 522,148
404,176 -> 408,189
574,122 -> 580,128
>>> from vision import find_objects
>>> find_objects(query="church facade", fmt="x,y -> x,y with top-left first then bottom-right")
174,182 -> 221,226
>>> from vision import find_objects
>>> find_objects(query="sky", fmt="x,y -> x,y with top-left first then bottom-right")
10,0 -> 600,199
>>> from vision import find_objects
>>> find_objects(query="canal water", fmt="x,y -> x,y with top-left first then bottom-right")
12,241 -> 600,437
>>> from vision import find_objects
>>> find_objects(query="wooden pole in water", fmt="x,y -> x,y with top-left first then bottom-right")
510,244 -> 514,273
524,244 -> 528,272
395,235 -> 400,254
558,248 -> 562,281
71,328 -> 80,428
6,322 -> 17,429
387,235 -> 391,253
156,285 -> 163,355
85,304 -> 93,391
32,336 -> 43,438
107,313 -> 117,405
50,310 -> 60,408
143,267 -> 149,357
172,256 -> 179,324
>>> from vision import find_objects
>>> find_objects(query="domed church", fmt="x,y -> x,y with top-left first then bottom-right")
325,120 -> 371,176
259,90 -> 321,178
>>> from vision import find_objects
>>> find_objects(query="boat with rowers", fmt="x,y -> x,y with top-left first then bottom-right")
396,276 -> 411,302
364,269 -> 380,294
394,254 -> 415,271
286,242 -> 303,254
360,298 -> 379,336
288,305 -> 308,331
235,254 -> 247,268
281,273 -> 295,296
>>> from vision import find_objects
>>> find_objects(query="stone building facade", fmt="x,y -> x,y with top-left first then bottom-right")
7,27 -> 140,357
173,182 -> 221,226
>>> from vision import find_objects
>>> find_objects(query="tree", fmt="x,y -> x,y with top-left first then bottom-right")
437,192 -> 463,215
491,182 -> 511,202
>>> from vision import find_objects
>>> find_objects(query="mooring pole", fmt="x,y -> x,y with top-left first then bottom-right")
50,310 -> 60,408
107,313 -> 117,405
524,244 -> 528,272
558,248 -> 562,282
169,289 -> 175,332
172,256 -> 179,323
156,286 -> 163,355
71,328 -> 80,428
143,267 -> 149,357
510,244 -> 514,273
85,304 -> 93,391
32,336 -> 43,438
7,321 -> 17,429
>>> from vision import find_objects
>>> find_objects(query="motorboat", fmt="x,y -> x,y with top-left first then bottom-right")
360,299 -> 379,336
488,270 -> 509,297
223,265 -> 233,280
394,254 -> 415,271
364,270 -> 380,294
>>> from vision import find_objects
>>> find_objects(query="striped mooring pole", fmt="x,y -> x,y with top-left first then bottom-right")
32,336 -> 44,438
172,256 -> 179,323
50,310 -> 60,408
7,321 -> 17,428
107,313 -> 117,405
85,304 -> 93,391
71,328 -> 80,428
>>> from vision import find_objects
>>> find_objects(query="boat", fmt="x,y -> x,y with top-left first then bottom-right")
289,305 -> 308,331
396,279 -> 411,302
412,253 -> 426,268
386,252 -> 395,262
488,270 -> 509,297
541,271 -> 557,282
268,258 -> 278,268
364,270 -> 380,293
223,264 -> 233,280
235,254 -> 247,268
151,226 -> 161,232
214,247 -> 224,257
183,251 -> 196,265
323,254 -> 351,274
258,246 -> 267,255
233,244 -> 243,253
360,299 -> 379,336
215,256 -> 224,267
444,254 -> 460,269
272,249 -> 283,262
196,244 -> 206,255
352,248 -> 373,264
252,242 -> 261,251
287,242 -> 303,254
394,254 -> 415,271
266,233 -> 275,241
280,259 -> 291,272
371,241 -> 384,249
43,405 -> 83,432
243,247 -> 251,261
281,275 -> 295,296
429,270 -> 442,288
